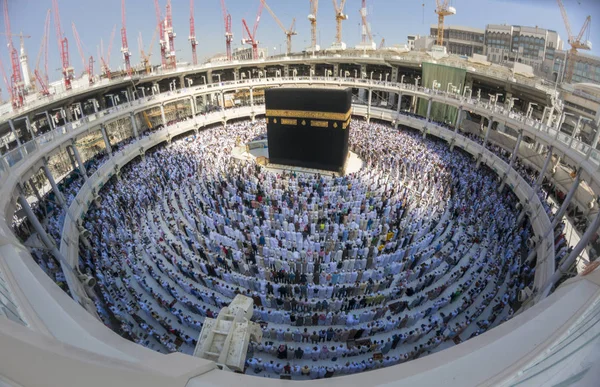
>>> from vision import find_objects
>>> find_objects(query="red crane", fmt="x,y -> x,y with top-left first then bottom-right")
154,0 -> 167,68
0,56 -> 15,104
189,0 -> 198,65
3,0 -> 24,109
220,0 -> 233,61
34,9 -> 51,95
165,0 -> 176,69
52,0 -> 73,90
121,0 -> 132,76
241,0 -> 264,60
72,22 -> 94,85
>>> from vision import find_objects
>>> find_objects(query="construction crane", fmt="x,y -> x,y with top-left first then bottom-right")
332,0 -> 348,48
261,0 -> 296,56
241,1 -> 264,60
308,0 -> 319,51
52,0 -> 74,90
100,25 -> 116,79
72,23 -> 94,85
189,0 -> 198,65
358,0 -> 374,50
154,0 -> 167,68
220,0 -> 233,61
3,0 -> 24,109
434,0 -> 456,47
164,0 -> 176,69
139,27 -> 158,74
34,9 -> 51,95
121,0 -> 132,76
557,0 -> 592,83
0,56 -> 15,104
0,32 -> 32,91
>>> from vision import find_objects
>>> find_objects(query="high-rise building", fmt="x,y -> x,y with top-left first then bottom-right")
484,24 -> 562,76
429,25 -> 485,56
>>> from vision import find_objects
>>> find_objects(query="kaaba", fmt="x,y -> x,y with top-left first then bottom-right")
265,87 -> 352,174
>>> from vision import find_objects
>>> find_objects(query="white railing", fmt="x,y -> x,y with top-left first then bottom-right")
0,76 -> 593,308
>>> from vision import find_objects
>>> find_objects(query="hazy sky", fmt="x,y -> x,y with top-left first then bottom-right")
0,0 -> 598,96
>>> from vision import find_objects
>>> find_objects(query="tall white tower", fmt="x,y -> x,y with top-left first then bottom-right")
19,36 -> 32,90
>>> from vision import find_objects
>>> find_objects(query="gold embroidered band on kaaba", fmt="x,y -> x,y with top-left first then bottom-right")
266,109 -> 351,122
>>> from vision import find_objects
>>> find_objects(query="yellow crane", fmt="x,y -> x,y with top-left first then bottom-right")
307,0 -> 319,51
261,0 -> 296,55
139,27 -> 158,74
332,0 -> 348,46
557,0 -> 592,83
434,0 -> 456,47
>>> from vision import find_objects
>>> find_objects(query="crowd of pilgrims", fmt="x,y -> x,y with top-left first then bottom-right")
68,118 -> 538,379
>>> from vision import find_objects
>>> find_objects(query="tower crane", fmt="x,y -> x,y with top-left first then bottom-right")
0,33 -> 32,91
0,56 -> 14,104
434,0 -> 456,47
261,0 -> 296,56
139,27 -> 158,74
3,0 -> 24,108
34,9 -> 51,96
52,0 -> 74,91
189,0 -> 198,65
164,0 -> 176,69
72,23 -> 94,85
241,1 -> 264,60
308,0 -> 320,52
100,25 -> 116,79
356,0 -> 375,50
220,0 -> 233,61
332,0 -> 348,49
121,0 -> 132,76
557,0 -> 592,83
154,0 -> 167,68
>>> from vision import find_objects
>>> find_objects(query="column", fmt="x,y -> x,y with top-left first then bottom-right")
412,95 -> 417,114
8,119 -> 21,146
476,117 -> 493,169
160,105 -> 167,126
454,106 -> 463,132
507,130 -> 523,169
250,88 -> 254,108
25,116 -> 35,139
397,93 -> 403,114
367,89 -> 372,122
190,96 -> 197,117
18,191 -> 66,265
555,111 -> 565,139
498,129 -> 523,191
100,125 -> 112,157
541,206 -> 600,298
519,145 -> 555,224
42,160 -> 67,209
535,146 -> 554,190
70,142 -> 88,180
546,105 -> 554,126
550,169 -> 581,230
45,111 -> 55,130
130,113 -> 139,139
426,98 -> 432,122
92,99 -> 98,113
28,180 -> 43,205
